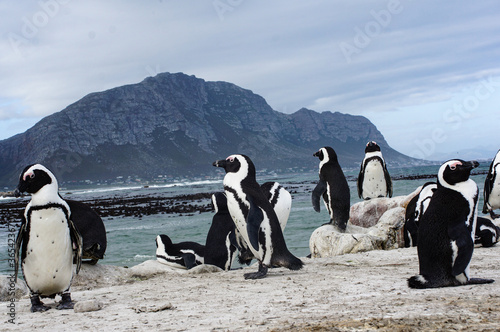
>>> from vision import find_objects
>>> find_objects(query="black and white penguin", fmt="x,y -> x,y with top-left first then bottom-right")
312,147 -> 350,231
14,164 -> 82,312
357,141 -> 393,200
213,154 -> 303,279
482,149 -> 500,218
155,234 -> 204,269
204,193 -> 238,271
475,216 -> 500,247
403,182 -> 437,247
66,200 -> 107,264
408,159 -> 494,288
261,181 -> 292,230
237,182 -> 292,266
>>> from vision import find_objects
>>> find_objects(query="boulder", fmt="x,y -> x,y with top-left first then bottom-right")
0,275 -> 28,301
309,205 -> 405,258
349,196 -> 407,228
72,263 -> 132,290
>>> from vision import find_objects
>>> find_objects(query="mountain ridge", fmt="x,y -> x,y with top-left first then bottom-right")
0,72 -> 416,187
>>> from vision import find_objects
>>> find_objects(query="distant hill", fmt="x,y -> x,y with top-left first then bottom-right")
0,72 -> 416,187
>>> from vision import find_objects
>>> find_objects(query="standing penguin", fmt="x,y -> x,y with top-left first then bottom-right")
261,181 -> 292,231
14,164 -> 82,312
312,147 -> 350,231
408,159 -> 494,288
204,192 -> 238,271
403,182 -> 437,247
237,182 -> 292,266
66,200 -> 107,264
357,141 -> 393,200
213,154 -> 303,279
482,149 -> 500,218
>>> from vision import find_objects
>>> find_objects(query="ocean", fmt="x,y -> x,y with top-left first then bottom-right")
0,163 -> 491,275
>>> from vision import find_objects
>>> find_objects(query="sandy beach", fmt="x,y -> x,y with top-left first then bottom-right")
3,244 -> 499,332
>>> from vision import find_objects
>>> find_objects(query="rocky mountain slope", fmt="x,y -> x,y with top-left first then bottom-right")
0,72 -> 413,187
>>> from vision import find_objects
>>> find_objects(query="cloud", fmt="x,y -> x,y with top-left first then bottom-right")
1,0 -> 500,158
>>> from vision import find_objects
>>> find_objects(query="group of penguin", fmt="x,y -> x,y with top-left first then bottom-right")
12,142 -> 500,312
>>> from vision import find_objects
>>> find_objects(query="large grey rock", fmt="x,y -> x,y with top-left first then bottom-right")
349,196 -> 406,228
309,206 -> 405,258
72,263 -> 132,290
0,275 -> 28,301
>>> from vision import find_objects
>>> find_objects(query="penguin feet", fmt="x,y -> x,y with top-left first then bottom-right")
30,295 -> 50,312
244,264 -> 268,280
56,293 -> 75,310
489,211 -> 500,219
83,258 -> 99,265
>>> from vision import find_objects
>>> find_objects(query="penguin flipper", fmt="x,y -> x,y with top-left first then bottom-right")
182,253 -> 196,269
448,224 -> 474,277
483,175 -> 492,214
357,166 -> 364,199
68,218 -> 83,274
384,165 -> 393,198
312,179 -> 327,213
246,197 -> 264,252
14,219 -> 27,281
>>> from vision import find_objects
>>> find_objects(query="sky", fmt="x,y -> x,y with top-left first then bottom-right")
1,1 -> 500,161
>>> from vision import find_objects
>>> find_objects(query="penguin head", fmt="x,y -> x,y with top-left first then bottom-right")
211,192 -> 228,213
14,164 -> 58,197
313,147 -> 338,165
213,154 -> 256,177
365,141 -> 381,153
438,159 -> 479,187
156,234 -> 172,249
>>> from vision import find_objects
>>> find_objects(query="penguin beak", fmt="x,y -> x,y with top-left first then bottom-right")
464,160 -> 479,170
313,151 -> 319,157
213,159 -> 226,168
14,188 -> 22,198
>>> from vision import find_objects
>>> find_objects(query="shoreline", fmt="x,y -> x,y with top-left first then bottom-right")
3,245 -> 499,331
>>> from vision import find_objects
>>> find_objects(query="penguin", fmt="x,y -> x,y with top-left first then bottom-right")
357,141 -> 393,200
261,181 -> 292,230
312,147 -> 350,231
155,234 -> 204,269
14,164 -> 82,312
237,182 -> 292,266
204,192 -> 238,271
482,149 -> 500,218
475,216 -> 500,247
408,159 -> 494,288
65,200 -> 107,264
213,154 -> 303,279
403,182 -> 437,247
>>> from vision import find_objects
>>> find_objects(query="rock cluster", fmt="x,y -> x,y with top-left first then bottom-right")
309,194 -> 417,258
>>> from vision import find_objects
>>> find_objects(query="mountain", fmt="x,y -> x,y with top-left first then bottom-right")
0,72 -> 415,187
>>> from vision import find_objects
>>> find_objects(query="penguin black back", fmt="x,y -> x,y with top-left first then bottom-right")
312,147 -> 350,231
66,200 -> 107,264
204,193 -> 237,271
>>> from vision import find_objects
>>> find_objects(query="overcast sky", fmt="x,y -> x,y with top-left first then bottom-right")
1,1 -> 500,160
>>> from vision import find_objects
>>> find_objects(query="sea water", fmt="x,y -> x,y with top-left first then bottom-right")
0,163 -> 490,275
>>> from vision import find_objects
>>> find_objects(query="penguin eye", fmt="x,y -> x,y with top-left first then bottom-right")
227,157 -> 235,163
450,165 -> 456,171
23,172 -> 35,181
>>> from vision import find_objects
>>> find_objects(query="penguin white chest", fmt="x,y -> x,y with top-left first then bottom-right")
362,160 -> 387,198
23,208 -> 74,296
